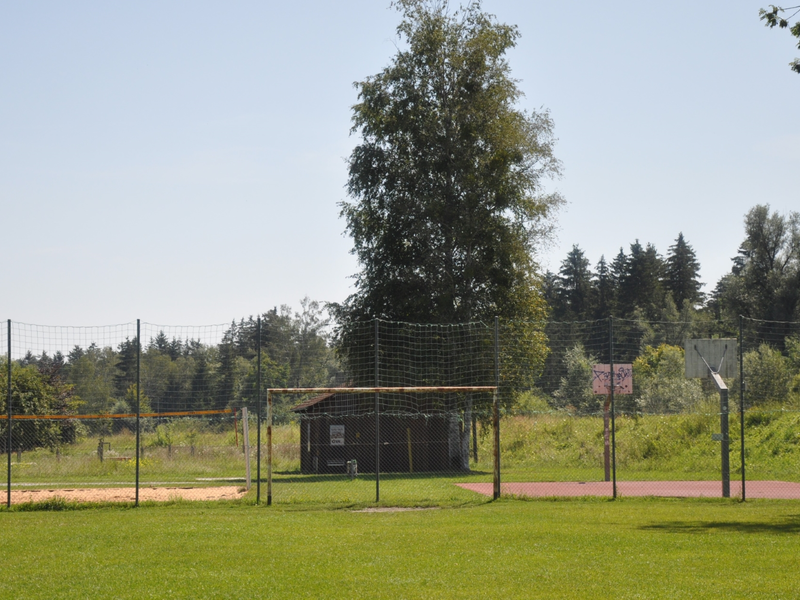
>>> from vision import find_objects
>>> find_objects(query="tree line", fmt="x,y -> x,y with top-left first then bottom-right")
545,204 -> 800,327
1,300 -> 339,449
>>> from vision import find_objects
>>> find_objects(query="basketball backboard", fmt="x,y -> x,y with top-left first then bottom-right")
685,339 -> 737,379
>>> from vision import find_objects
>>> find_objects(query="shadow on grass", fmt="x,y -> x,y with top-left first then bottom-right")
640,515 -> 800,535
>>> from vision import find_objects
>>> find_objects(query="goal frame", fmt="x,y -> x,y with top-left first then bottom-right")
261,386 -> 498,505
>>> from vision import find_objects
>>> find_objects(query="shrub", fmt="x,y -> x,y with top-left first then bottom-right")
633,345 -> 703,414
743,344 -> 791,407
552,344 -> 598,414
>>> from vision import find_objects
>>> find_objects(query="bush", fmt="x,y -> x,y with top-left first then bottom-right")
743,344 -> 791,407
552,344 -> 598,414
633,345 -> 703,414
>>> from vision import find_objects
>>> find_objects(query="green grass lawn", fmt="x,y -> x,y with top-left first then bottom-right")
6,408 -> 800,509
2,498 -> 800,599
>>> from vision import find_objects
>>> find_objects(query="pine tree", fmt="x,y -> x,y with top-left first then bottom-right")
665,232 -> 703,310
592,255 -> 614,319
556,245 -> 593,320
618,241 -> 665,318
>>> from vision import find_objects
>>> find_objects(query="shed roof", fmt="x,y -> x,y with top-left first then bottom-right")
290,392 -> 335,413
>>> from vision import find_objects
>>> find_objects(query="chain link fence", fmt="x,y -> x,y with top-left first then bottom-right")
3,316 -> 800,507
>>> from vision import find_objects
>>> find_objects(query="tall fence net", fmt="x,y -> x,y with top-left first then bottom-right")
3,316 -> 800,507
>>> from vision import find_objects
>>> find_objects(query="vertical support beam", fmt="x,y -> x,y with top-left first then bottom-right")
609,316 -> 617,499
493,316 -> 500,500
720,381 -> 731,498
267,390 -> 273,506
7,320 -> 11,509
242,407 -> 251,490
706,371 -> 731,498
257,317 -> 262,505
135,319 -> 141,507
603,395 -> 611,482
739,315 -> 746,501
472,412 -> 478,463
375,319 -> 380,503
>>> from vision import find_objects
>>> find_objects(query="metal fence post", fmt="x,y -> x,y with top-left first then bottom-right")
257,317 -> 263,505
739,315 -> 746,501
493,316 -> 500,500
135,319 -> 141,507
375,319 -> 380,503
6,320 -> 11,509
610,316 -> 617,499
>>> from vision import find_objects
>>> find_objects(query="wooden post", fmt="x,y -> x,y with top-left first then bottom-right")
267,390 -> 273,506
242,407 -> 251,491
493,317 -> 500,500
406,428 -> 413,473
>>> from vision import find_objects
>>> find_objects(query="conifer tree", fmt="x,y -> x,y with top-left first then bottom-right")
665,232 -> 703,310
556,245 -> 593,320
592,255 -> 614,319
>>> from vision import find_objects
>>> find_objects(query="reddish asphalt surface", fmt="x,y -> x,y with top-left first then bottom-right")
457,480 -> 800,499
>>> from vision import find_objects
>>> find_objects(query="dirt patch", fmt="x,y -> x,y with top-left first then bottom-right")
2,486 -> 247,505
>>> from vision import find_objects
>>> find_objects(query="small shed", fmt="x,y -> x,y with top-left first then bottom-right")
291,391 -> 467,474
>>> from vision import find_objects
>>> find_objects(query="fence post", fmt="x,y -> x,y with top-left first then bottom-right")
493,316 -> 500,500
6,320 -> 11,509
267,390 -> 272,506
135,319 -> 141,507
739,315 -> 746,501
609,316 -> 617,499
375,319 -> 380,503
257,316 -> 262,505
242,407 -> 251,490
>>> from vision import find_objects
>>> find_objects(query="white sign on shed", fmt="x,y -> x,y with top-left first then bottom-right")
330,425 -> 345,446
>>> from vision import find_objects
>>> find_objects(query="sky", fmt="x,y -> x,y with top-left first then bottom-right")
1,0 -> 798,327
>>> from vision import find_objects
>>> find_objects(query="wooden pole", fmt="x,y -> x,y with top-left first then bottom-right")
242,407 -> 251,491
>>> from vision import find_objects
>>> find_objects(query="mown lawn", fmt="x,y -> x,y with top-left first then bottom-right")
2,498 -> 800,599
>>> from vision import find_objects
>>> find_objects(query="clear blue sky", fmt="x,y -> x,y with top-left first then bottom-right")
1,1 -> 797,326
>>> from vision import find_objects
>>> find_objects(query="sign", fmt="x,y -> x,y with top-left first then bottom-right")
592,364 -> 633,395
330,425 -> 345,446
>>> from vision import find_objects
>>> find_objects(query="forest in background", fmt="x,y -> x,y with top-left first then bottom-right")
2,204 -> 799,444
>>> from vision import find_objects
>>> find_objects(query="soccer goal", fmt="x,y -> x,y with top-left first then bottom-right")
260,386 -> 498,505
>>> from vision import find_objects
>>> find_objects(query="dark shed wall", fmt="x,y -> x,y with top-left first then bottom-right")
298,414 -> 451,474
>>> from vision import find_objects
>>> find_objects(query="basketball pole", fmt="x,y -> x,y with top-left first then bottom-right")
694,345 -> 731,498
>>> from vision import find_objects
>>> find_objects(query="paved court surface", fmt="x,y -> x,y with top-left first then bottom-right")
457,480 -> 800,499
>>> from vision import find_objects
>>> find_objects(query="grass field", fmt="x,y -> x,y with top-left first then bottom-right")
6,407 -> 800,507
2,498 -> 800,598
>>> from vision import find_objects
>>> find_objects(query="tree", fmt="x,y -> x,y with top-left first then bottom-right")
617,241 -> 665,319
592,255 -> 614,319
720,205 -> 800,323
743,343 -> 792,406
554,245 -> 593,320
664,233 -> 703,310
551,343 -> 598,414
609,247 -> 628,312
1,359 -> 80,451
633,344 -> 703,414
760,5 -> 800,73
334,0 -> 562,327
